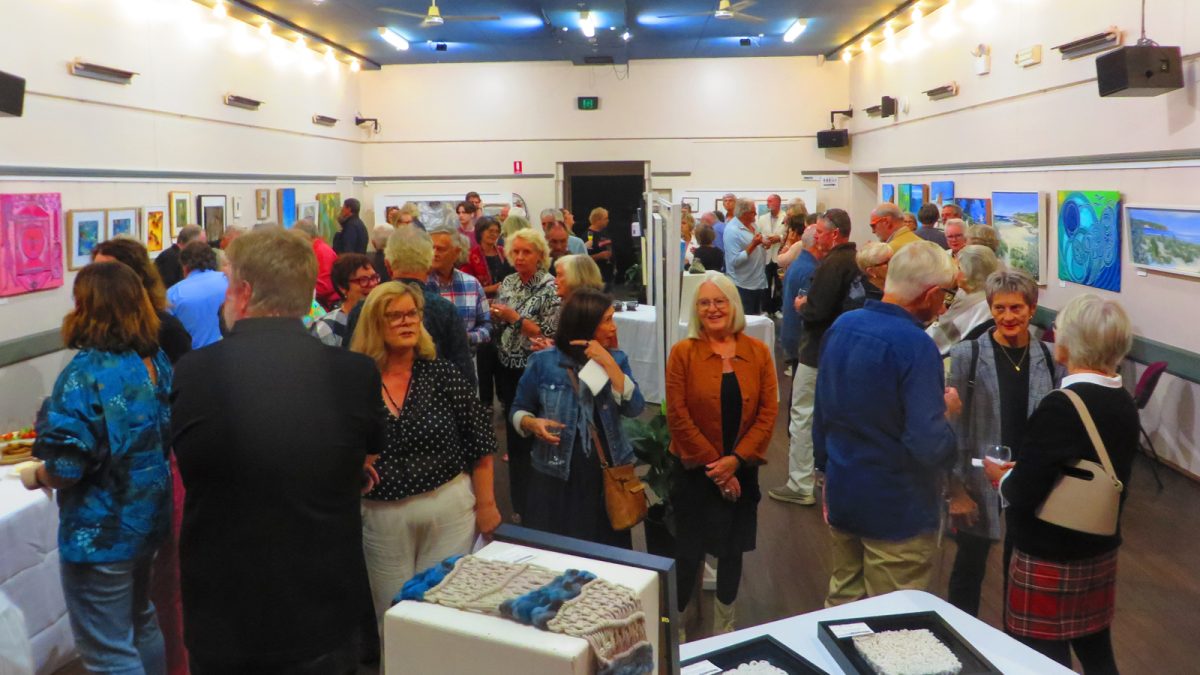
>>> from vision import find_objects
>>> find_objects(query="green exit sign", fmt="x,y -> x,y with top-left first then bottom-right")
577,96 -> 599,111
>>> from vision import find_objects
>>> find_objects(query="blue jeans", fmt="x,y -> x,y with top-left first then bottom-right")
61,554 -> 165,675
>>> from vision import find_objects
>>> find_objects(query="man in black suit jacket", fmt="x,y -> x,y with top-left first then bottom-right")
333,198 -> 368,254
171,228 -> 382,674
154,224 -> 203,289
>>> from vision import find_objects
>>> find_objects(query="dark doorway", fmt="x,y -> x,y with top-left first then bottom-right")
569,173 -> 644,289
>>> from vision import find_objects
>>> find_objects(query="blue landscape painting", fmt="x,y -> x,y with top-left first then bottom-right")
953,197 -> 991,227
882,184 -> 895,203
1058,190 -> 1121,292
1128,206 -> 1200,278
931,181 -> 955,205
992,192 -> 1044,280
909,184 -> 926,212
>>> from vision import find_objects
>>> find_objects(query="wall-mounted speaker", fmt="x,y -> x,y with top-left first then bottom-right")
0,70 -> 25,117
817,129 -> 849,148
1096,45 -> 1183,97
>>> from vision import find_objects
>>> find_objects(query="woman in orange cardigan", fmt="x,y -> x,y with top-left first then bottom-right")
666,272 -> 778,635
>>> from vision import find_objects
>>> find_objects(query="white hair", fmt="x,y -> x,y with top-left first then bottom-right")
957,245 -> 1002,293
944,218 -> 966,232
734,198 -> 756,218
801,224 -> 818,249
1055,294 -> 1133,372
686,272 -> 746,339
884,240 -> 956,304
539,208 -> 559,223
385,225 -> 433,275
371,225 -> 392,251
856,241 -> 893,272
430,226 -> 470,265
507,227 -> 550,271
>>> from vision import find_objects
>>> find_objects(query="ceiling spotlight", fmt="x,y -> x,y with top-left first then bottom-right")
212,0 -> 227,18
912,6 -> 923,23
621,31 -> 632,42
378,26 -> 410,50
259,21 -> 271,38
295,36 -> 307,50
783,19 -> 808,43
861,37 -> 872,52
884,24 -> 895,40
579,11 -> 596,38
842,49 -> 852,62
562,26 -> 569,32
350,58 -> 361,72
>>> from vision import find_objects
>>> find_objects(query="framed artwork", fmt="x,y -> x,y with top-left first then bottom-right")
316,193 -> 341,243
277,188 -> 297,228
681,197 -> 699,212
232,196 -> 243,221
143,205 -> 166,255
991,192 -> 1047,282
881,184 -> 896,203
255,189 -> 270,220
197,195 -> 228,242
897,183 -> 911,212
931,181 -> 955,205
953,197 -> 992,227
909,184 -> 928,212
298,201 -> 319,224
1058,190 -> 1122,292
1126,205 -> 1200,279
68,209 -> 105,270
106,208 -> 139,241
169,191 -> 192,239
0,193 -> 63,297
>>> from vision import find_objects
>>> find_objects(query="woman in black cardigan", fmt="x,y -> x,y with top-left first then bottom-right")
986,294 -> 1137,675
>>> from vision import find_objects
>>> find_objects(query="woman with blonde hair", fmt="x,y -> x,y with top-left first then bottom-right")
554,253 -> 604,300
350,281 -> 499,629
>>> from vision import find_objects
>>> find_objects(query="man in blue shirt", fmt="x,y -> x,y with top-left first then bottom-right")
814,240 -> 962,607
778,223 -> 823,367
723,198 -> 777,315
167,241 -> 228,349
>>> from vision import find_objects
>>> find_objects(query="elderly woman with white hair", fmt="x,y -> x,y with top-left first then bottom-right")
927,244 -> 1003,355
491,227 -> 561,521
666,272 -> 778,635
966,224 -> 1001,253
553,254 -> 604,300
985,294 -> 1137,674
844,241 -> 893,311
370,224 -> 392,283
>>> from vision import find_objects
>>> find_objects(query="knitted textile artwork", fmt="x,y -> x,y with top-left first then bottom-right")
395,555 -> 654,675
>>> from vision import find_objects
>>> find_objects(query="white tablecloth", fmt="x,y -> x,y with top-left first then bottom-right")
0,469 -> 75,675
613,305 -> 775,404
680,590 -> 1073,674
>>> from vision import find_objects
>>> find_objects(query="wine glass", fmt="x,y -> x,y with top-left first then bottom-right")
985,445 -> 1012,465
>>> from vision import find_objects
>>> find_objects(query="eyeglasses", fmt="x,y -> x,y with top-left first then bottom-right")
384,309 -> 421,326
697,298 -> 730,310
350,274 -> 380,287
869,217 -> 886,230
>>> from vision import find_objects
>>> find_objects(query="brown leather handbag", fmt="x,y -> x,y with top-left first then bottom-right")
567,369 -> 647,531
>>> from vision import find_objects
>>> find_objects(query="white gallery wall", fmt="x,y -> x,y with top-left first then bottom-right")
845,0 -> 1200,475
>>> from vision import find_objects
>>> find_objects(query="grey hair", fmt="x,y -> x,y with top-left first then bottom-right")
966,224 -> 1000,252
686,272 -> 746,339
507,227 -> 550,271
554,254 -> 603,294
801,224 -> 818,249
944,218 -> 966,232
385,225 -> 433,275
984,269 -> 1038,307
430,226 -> 470,265
538,208 -> 560,223
855,241 -> 893,272
292,219 -> 318,239
883,240 -> 956,304
958,245 -> 1002,294
371,225 -> 392,251
734,198 -> 756,218
942,203 -> 964,219
1055,294 -> 1133,372
178,224 -> 203,245
873,202 -> 902,220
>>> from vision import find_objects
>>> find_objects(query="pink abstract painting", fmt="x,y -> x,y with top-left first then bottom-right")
0,192 -> 64,297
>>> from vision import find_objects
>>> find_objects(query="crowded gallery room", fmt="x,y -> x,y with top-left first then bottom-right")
2,0 -> 1199,673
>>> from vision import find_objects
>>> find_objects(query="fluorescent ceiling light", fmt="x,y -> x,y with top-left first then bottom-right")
378,26 -> 409,50
783,19 -> 808,43
580,11 -> 596,38
212,0 -> 227,18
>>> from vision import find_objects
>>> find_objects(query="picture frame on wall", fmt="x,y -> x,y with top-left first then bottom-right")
67,209 -> 106,270
316,193 -> 341,242
991,191 -> 1047,283
169,191 -> 192,239
0,192 -> 64,298
197,195 -> 228,243
1126,204 -> 1200,279
232,196 -> 243,221
144,205 -> 167,255
681,197 -> 700,212
298,201 -> 319,225
953,197 -> 992,227
1057,190 -> 1121,292
255,189 -> 270,220
106,208 -> 139,241
277,188 -> 297,228
882,184 -> 896,203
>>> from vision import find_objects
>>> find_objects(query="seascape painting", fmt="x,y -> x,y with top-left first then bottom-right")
931,181 -> 955,205
882,184 -> 895,203
1058,190 -> 1121,292
954,197 -> 992,227
1127,205 -> 1200,279
277,188 -> 297,228
909,184 -> 928,213
992,192 -> 1045,281
0,193 -> 63,297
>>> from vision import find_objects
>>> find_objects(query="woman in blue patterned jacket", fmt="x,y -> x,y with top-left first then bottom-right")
23,262 -> 172,675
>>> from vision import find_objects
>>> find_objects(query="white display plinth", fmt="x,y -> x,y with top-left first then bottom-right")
384,541 -> 660,675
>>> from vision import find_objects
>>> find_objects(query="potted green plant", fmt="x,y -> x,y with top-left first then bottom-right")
624,402 -> 681,558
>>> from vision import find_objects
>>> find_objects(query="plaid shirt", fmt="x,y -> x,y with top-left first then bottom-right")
428,269 -> 491,347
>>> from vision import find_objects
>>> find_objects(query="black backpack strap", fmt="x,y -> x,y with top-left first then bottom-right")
963,339 -> 980,440
1037,340 -> 1054,378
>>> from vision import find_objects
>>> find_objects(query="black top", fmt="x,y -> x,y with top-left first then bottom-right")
170,317 -> 383,665
1002,383 -> 1139,561
332,216 -> 368,254
154,245 -> 183,289
368,359 -> 495,501
720,371 -> 742,456
370,250 -> 391,283
485,254 -> 514,289
798,242 -> 859,367
693,245 -> 724,273
991,337 -> 1031,451
915,226 -> 950,249
156,310 -> 192,364
586,227 -> 614,282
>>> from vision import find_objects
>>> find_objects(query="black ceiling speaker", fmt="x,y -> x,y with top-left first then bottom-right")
817,129 -> 849,148
880,96 -> 897,118
1096,45 -> 1183,97
0,70 -> 25,117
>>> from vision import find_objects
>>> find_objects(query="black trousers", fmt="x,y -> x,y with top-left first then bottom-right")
736,286 -> 765,315
190,643 -> 358,675
495,362 -> 531,516
948,531 -> 993,617
765,262 -> 781,313
1015,628 -> 1119,674
476,340 -> 500,406
676,553 -> 744,610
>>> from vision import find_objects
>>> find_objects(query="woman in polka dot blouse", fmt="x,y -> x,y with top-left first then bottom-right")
350,281 -> 501,629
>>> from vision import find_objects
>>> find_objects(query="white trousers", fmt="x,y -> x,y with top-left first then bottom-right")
361,472 -> 476,626
785,363 -> 818,495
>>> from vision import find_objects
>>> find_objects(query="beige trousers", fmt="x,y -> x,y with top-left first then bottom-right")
825,526 -> 937,608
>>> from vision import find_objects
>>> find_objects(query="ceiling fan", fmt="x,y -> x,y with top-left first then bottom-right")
379,1 -> 500,27
657,0 -> 765,24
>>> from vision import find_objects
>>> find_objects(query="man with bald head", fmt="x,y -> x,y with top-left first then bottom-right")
870,202 -> 922,253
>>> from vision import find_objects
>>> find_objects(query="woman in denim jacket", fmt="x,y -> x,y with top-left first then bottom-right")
511,288 -> 645,547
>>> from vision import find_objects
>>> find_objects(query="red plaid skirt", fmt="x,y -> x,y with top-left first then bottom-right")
1006,547 -> 1118,640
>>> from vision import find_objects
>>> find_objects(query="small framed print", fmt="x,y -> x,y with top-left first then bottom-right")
106,208 -> 139,241
197,194 -> 228,242
169,191 -> 192,239
255,189 -> 270,220
68,209 -> 106,270
144,205 -> 167,255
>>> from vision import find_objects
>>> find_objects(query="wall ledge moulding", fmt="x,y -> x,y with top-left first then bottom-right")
0,166 -> 345,183
877,148 -> 1200,177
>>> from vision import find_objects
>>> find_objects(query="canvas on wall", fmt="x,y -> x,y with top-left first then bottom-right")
954,198 -> 992,227
316,193 -> 341,243
68,209 -> 105,270
909,184 -> 928,213
1126,205 -> 1200,279
298,201 -> 319,225
277,188 -> 297,228
106,208 -> 139,241
898,183 -> 912,212
931,181 -> 955,206
0,193 -> 63,297
169,191 -> 191,239
1058,190 -> 1121,292
255,189 -> 270,220
992,192 -> 1047,282
144,206 -> 166,255
882,185 -> 896,203
197,195 -> 227,243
